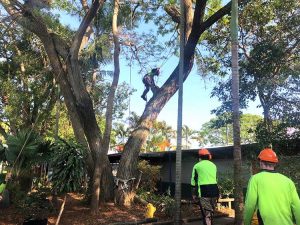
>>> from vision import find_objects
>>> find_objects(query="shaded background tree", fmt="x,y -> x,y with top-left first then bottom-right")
208,0 -> 300,146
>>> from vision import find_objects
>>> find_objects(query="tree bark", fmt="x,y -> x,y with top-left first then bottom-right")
230,0 -> 244,224
99,0 -> 122,201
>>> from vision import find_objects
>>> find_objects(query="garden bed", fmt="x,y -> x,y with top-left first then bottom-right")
0,193 -> 232,225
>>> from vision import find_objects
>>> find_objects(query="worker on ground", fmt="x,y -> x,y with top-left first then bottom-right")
141,68 -> 160,101
191,148 -> 219,225
244,148 -> 300,225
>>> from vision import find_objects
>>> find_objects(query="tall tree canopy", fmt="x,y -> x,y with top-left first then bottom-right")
208,0 -> 300,140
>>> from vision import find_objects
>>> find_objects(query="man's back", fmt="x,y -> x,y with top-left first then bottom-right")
192,160 -> 217,185
244,171 -> 300,225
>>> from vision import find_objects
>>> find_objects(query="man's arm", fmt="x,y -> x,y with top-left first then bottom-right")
244,176 -> 258,225
191,166 -> 198,200
290,182 -> 300,224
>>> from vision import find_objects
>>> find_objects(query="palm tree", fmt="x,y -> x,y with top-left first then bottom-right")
114,123 -> 129,145
6,129 -> 43,192
154,121 -> 175,140
231,0 -> 244,223
182,125 -> 195,149
127,112 -> 140,131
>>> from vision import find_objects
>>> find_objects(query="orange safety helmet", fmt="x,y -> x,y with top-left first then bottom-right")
198,148 -> 212,160
257,148 -> 278,163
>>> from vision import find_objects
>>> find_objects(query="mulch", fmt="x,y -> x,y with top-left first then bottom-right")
0,193 -> 231,225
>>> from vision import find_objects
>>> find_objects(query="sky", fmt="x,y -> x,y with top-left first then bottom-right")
58,6 -> 263,131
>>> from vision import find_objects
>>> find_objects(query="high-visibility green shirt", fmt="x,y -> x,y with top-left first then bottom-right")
191,160 -> 217,197
244,171 -> 300,225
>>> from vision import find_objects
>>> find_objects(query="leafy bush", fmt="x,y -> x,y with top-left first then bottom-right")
50,139 -> 86,193
138,190 -> 175,218
4,130 -> 53,194
6,129 -> 42,173
137,160 -> 161,192
218,172 -> 234,198
277,155 -> 300,192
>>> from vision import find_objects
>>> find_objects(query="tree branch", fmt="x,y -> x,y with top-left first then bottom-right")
201,0 -> 248,33
50,33 -> 70,59
0,0 -> 49,37
102,0 -> 121,152
79,0 -> 95,53
70,0 -> 104,59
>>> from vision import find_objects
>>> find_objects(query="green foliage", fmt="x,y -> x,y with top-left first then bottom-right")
137,160 -> 161,192
137,190 -> 175,218
0,26 -> 57,136
218,172 -> 234,198
182,125 -> 196,149
256,120 -> 300,149
198,114 -> 262,146
50,139 -> 86,193
277,155 -> 300,193
49,104 -> 75,140
6,130 -> 42,172
113,122 -> 129,146
145,134 -> 164,152
52,0 -> 78,13
89,81 -> 135,121
144,120 -> 174,152
209,0 -> 300,138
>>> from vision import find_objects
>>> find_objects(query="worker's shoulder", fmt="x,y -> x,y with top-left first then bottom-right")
253,171 -> 293,182
197,160 -> 216,167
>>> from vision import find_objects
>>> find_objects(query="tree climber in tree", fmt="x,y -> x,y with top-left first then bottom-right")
141,68 -> 160,101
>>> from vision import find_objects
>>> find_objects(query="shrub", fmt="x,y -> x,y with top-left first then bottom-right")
137,160 -> 161,192
50,139 -> 86,193
218,172 -> 234,198
277,155 -> 300,192
138,190 -> 175,218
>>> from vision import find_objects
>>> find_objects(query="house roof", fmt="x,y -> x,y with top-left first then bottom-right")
108,144 -> 259,163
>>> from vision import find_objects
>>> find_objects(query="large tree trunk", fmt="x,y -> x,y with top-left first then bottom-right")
0,0 -> 108,213
115,0 -> 236,206
231,0 -> 244,224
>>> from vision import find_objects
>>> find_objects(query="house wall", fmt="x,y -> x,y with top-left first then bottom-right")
160,155 -> 251,185
158,154 -> 252,198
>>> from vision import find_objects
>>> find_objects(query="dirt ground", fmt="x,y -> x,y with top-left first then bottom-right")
0,193 -> 235,225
